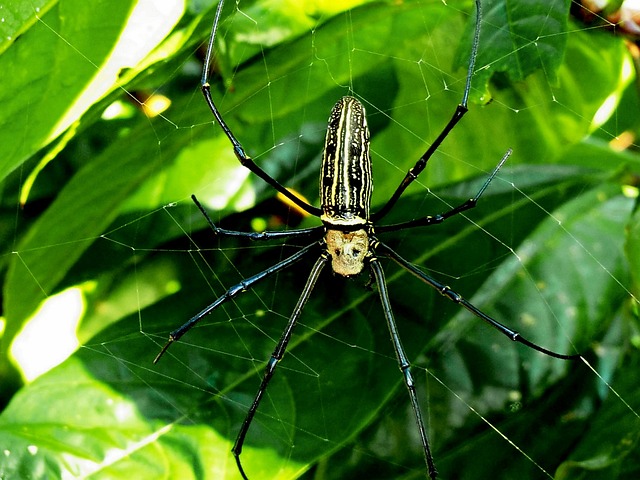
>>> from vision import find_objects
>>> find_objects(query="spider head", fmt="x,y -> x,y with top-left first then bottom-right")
325,229 -> 369,277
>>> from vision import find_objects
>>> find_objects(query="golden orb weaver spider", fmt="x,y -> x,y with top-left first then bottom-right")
154,0 -> 581,478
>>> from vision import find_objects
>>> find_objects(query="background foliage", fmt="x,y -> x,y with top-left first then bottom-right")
1,0 -> 640,479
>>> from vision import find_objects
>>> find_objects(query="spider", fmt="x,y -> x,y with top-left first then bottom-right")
154,0 -> 581,478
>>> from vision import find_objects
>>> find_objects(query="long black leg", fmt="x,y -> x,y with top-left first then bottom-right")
376,241 -> 581,360
201,0 -> 322,217
372,0 -> 483,222
376,149 -> 510,234
192,194 -> 324,241
232,253 -> 329,480
369,257 -> 437,479
153,241 -> 321,363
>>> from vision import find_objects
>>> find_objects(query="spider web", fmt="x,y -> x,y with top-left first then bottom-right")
1,0 -> 640,479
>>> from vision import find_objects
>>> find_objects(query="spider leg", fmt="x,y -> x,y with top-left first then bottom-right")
376,149 -> 510,234
369,257 -> 438,479
377,241 -> 581,360
192,194 -> 324,241
201,0 -> 322,218
372,0 -> 483,222
232,253 -> 329,480
153,241 -> 321,364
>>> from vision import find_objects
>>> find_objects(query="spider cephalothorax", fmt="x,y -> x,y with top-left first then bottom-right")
324,228 -> 370,276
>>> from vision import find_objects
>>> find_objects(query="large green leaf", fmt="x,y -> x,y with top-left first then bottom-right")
468,0 -> 571,93
0,356 -> 302,479
0,0 -> 186,183
1,0 -> 639,479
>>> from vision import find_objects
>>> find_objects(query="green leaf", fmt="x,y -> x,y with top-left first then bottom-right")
0,0 -> 139,182
470,0 -> 571,94
0,356 -> 304,479
625,206 -> 640,294
555,350 -> 640,480
0,0 -> 53,56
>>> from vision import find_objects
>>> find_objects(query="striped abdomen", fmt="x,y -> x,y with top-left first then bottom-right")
320,96 -> 372,227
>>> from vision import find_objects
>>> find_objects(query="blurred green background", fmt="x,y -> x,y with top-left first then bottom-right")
0,0 -> 639,478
